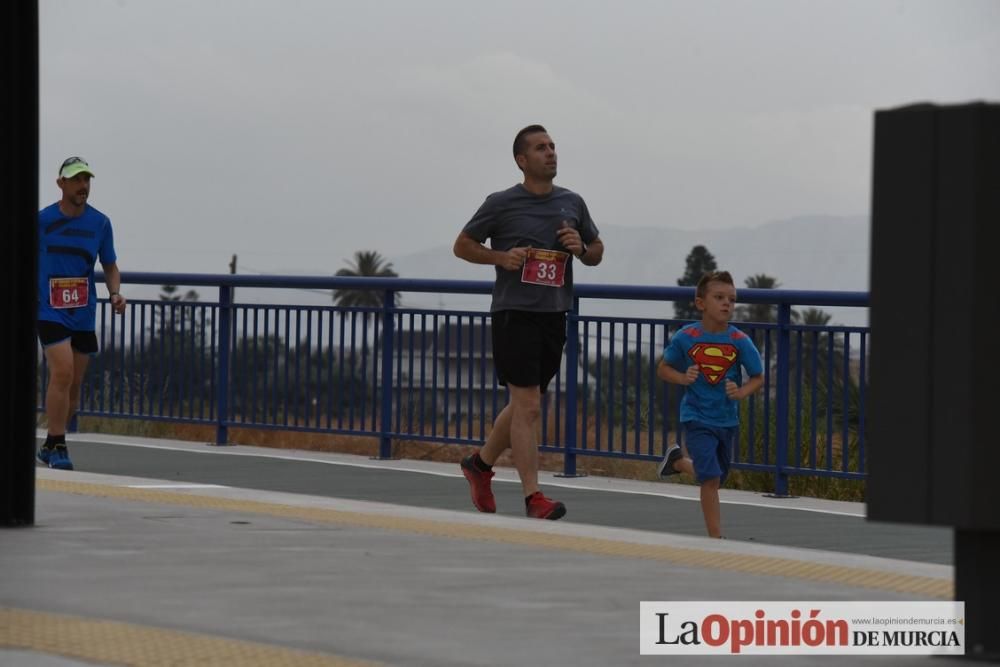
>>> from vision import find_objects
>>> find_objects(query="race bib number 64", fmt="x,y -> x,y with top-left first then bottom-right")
521,248 -> 569,287
49,277 -> 89,309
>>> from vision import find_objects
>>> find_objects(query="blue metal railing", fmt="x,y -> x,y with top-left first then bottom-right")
37,272 -> 869,494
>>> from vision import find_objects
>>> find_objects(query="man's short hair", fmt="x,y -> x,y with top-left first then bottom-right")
696,271 -> 735,299
513,124 -> 548,161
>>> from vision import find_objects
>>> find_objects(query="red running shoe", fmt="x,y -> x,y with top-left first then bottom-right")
460,455 -> 496,513
525,492 -> 566,520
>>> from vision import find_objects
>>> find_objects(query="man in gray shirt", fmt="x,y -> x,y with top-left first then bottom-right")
453,124 -> 604,520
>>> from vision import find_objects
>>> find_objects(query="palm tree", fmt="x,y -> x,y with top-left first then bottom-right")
333,251 -> 400,308
791,308 -> 837,377
788,307 -> 856,428
333,251 -> 401,388
796,308 -> 832,326
737,273 -> 780,324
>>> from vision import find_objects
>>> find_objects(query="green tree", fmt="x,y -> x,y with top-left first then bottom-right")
160,284 -> 200,303
150,285 -> 209,415
333,251 -> 401,308
675,245 -> 717,320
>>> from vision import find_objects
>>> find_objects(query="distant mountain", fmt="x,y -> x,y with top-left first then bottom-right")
224,215 -> 870,326
393,215 -> 869,291
390,215 -> 870,325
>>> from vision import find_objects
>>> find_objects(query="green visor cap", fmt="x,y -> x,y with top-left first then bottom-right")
59,158 -> 95,179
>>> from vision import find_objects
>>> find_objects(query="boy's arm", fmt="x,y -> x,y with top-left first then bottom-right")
657,358 -> 699,385
724,373 -> 764,400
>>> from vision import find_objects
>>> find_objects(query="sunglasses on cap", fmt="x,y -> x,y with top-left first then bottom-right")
61,156 -> 87,169
59,156 -> 95,179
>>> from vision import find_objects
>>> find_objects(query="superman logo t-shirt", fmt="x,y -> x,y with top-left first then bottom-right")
663,323 -> 764,427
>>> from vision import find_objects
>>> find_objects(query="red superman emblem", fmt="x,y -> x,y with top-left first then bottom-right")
688,343 -> 738,385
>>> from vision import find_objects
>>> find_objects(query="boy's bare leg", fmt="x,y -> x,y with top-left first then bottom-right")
700,478 -> 722,538
673,457 -> 695,476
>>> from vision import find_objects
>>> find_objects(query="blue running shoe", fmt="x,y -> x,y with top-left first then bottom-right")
47,447 -> 74,471
37,446 -> 54,466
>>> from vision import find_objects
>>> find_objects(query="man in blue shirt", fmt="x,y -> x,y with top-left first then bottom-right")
656,271 -> 763,538
37,157 -> 126,470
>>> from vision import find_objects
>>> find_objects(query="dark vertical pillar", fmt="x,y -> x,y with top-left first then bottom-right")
956,531 -> 1000,660
869,102 -> 1000,660
1,1 -> 39,526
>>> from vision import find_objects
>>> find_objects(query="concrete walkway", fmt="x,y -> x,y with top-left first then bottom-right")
0,433 -> 965,666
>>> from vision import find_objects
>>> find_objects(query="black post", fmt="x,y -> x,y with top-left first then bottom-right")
868,102 -> 1000,660
955,531 -> 1000,660
1,0 -> 39,526
214,285 -> 233,445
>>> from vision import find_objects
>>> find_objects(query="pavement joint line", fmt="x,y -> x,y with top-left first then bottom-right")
38,478 -> 952,600
0,607 -> 379,667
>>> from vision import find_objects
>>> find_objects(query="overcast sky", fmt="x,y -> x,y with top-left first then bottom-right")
39,0 -> 1000,277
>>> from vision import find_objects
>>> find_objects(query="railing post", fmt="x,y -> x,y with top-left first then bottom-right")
771,302 -> 792,496
376,289 -> 395,459
559,297 -> 582,477
214,284 -> 233,446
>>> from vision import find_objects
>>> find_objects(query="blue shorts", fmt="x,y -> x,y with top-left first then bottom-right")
683,421 -> 737,485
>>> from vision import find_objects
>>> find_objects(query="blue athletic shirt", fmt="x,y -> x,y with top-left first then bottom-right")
663,322 -> 764,427
37,202 -> 117,330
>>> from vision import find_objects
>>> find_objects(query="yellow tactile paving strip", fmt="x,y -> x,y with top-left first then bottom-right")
0,607 -> 378,666
8,479 -> 952,663
37,479 -> 953,599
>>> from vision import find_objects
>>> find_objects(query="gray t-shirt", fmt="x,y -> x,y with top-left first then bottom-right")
462,184 -> 600,312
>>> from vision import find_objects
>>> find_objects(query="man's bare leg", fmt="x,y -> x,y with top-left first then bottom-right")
43,341 -> 75,436
506,384 -> 542,497
478,402 -> 513,465
66,351 -> 90,429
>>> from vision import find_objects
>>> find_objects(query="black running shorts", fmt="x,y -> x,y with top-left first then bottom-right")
491,310 -> 567,393
37,320 -> 99,354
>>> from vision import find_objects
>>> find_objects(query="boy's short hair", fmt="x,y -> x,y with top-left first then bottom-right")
696,271 -> 735,299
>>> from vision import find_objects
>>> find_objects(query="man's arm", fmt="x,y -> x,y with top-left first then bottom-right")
101,261 -> 127,313
453,232 -> 527,272
555,223 -> 604,266
578,237 -> 604,266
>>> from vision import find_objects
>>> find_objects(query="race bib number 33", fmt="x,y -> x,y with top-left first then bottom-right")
521,248 -> 569,287
49,277 -> 89,309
